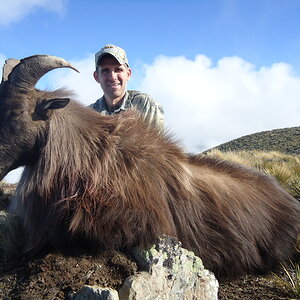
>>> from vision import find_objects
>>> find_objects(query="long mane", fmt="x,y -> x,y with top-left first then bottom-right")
11,94 -> 300,279
15,98 -> 191,250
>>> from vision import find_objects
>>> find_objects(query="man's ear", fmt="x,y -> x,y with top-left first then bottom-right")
37,98 -> 70,117
93,70 -> 100,83
127,67 -> 132,79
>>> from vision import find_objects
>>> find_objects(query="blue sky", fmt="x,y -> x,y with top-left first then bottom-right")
1,0 -> 300,182
1,1 -> 300,70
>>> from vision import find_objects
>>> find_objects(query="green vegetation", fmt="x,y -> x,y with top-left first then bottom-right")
210,126 -> 300,155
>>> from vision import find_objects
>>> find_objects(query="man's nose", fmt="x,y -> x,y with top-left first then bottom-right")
108,71 -> 117,80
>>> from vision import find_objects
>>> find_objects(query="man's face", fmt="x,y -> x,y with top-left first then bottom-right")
94,55 -> 131,101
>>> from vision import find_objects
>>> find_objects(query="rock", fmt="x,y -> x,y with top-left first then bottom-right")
70,285 -> 119,300
70,236 -> 219,300
119,235 -> 219,300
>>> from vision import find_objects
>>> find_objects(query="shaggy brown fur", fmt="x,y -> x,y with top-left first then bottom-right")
5,92 -> 300,279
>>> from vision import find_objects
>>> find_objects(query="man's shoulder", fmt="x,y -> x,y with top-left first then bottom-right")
127,90 -> 162,109
89,96 -> 106,111
127,90 -> 165,128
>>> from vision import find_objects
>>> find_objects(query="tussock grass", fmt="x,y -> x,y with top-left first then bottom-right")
273,261 -> 300,298
205,150 -> 300,199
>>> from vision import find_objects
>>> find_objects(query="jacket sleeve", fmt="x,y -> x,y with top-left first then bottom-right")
133,93 -> 165,131
144,100 -> 165,131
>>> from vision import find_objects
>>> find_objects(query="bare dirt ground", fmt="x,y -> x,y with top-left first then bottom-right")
0,183 -> 299,300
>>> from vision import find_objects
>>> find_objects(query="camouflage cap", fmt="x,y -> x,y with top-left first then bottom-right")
95,44 -> 129,67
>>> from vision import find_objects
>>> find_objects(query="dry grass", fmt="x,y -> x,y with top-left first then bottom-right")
273,261 -> 300,298
206,150 -> 300,199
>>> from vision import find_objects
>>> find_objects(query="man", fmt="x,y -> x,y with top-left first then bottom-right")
90,44 -> 164,130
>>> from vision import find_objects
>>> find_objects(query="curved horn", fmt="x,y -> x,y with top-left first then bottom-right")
8,55 -> 79,89
1,58 -> 20,83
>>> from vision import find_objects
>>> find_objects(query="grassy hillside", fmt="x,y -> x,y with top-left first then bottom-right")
205,150 -> 300,200
211,126 -> 300,155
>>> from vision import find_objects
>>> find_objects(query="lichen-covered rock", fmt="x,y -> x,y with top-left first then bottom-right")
70,285 -> 119,300
118,235 -> 219,300
68,236 -> 218,300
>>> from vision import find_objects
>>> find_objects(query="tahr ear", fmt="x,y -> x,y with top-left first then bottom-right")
36,98 -> 70,118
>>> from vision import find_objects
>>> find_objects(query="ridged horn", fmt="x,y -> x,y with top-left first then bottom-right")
7,55 -> 79,89
1,58 -> 20,83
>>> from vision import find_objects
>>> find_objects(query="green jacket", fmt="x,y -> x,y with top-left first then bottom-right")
89,90 -> 164,130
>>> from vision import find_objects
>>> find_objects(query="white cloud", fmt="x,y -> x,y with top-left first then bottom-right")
137,55 -> 300,152
0,0 -> 67,26
44,54 -> 300,153
4,168 -> 23,184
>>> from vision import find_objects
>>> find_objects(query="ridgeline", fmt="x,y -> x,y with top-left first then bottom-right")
210,126 -> 300,155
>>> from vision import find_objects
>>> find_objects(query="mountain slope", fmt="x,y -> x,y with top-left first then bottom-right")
211,126 -> 300,155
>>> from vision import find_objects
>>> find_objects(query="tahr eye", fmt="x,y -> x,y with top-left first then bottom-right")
10,111 -> 20,118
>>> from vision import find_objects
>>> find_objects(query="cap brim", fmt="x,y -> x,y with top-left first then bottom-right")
96,53 -> 125,66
